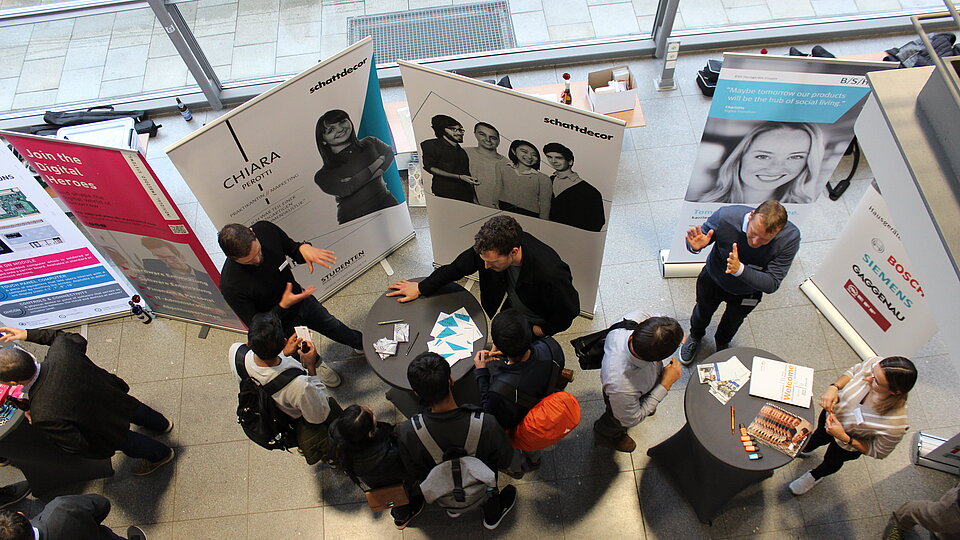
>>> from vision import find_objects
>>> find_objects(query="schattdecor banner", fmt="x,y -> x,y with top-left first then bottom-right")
0,132 -> 244,331
398,61 -> 625,316
165,37 -> 413,300
666,53 -> 896,266
0,144 -> 132,328
809,183 -> 936,357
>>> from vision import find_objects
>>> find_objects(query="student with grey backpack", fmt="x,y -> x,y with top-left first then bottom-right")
396,352 -> 517,530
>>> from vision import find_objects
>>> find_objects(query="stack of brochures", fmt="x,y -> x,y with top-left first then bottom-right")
747,403 -> 814,457
748,356 -> 815,408
697,356 -> 751,405
427,307 -> 483,366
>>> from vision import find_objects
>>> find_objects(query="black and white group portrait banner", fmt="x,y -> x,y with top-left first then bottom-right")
666,53 -> 895,266
398,61 -> 626,316
166,38 -> 413,300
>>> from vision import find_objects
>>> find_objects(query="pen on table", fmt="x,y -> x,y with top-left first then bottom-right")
730,406 -> 735,434
405,331 -> 419,355
378,319 -> 404,325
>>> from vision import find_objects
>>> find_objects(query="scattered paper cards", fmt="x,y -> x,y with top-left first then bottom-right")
373,323 -> 411,360
697,355 -> 751,405
427,308 -> 483,366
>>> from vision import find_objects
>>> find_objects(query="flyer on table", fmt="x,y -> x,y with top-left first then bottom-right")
166,37 -> 414,301
0,144 -> 132,328
0,132 -> 243,331
667,53 -> 896,265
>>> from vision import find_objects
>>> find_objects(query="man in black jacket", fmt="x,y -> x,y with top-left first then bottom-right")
0,328 -> 174,476
218,221 -> 363,387
387,215 -> 579,337
0,494 -> 147,539
395,353 -> 516,530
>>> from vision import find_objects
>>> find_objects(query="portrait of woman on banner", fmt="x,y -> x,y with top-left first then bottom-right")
495,139 -> 552,219
314,109 -> 400,225
685,121 -> 826,205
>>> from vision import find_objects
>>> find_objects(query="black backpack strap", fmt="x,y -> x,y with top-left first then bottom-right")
611,319 -> 639,332
262,368 -> 305,395
489,378 -> 539,411
541,337 -> 565,392
235,344 -> 251,379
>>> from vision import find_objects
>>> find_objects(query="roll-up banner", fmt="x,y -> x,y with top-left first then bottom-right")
0,144 -> 133,328
663,53 -> 895,275
801,182 -> 936,358
0,132 -> 244,331
397,61 -> 625,316
165,37 -> 413,300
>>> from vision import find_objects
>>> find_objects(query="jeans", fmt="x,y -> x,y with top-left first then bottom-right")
689,270 -> 762,344
118,403 -> 171,463
803,410 -> 862,480
295,295 -> 363,350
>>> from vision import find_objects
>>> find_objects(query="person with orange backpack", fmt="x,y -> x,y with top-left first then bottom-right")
473,309 -> 579,478
594,312 -> 684,453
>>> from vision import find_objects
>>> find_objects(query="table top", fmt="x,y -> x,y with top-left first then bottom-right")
684,347 -> 816,472
361,279 -> 488,391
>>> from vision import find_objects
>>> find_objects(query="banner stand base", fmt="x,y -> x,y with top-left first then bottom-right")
799,278 -> 875,360
912,432 -> 960,476
659,249 -> 704,278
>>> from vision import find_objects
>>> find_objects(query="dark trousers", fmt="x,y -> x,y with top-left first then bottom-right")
593,393 -> 628,440
295,295 -> 363,350
689,270 -> 762,344
118,403 -> 171,463
802,410 -> 862,480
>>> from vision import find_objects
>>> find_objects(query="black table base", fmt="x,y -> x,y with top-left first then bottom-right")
647,423 -> 773,524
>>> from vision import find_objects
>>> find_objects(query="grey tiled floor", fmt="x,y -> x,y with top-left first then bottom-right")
0,0 -> 946,115
1,34 -> 958,540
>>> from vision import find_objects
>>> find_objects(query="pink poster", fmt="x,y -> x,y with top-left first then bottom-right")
1,132 -> 244,331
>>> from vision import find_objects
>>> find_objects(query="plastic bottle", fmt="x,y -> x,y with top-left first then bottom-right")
129,295 -> 155,324
560,73 -> 573,105
176,98 -> 193,121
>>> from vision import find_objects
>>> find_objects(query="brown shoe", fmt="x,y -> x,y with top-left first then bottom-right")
132,448 -> 175,476
615,435 -> 637,453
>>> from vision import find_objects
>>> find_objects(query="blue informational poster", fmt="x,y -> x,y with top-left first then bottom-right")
666,53 -> 897,265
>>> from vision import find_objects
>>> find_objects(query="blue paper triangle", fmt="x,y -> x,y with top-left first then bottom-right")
454,312 -> 470,321
447,342 -> 468,351
437,328 -> 457,339
439,316 -> 458,327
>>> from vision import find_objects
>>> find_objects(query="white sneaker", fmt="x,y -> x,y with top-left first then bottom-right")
317,363 -> 342,388
788,472 -> 821,495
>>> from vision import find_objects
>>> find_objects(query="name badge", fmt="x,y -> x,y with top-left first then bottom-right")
741,298 -> 759,307
853,407 -> 864,425
278,259 -> 290,272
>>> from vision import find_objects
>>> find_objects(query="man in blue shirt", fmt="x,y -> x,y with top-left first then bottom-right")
679,200 -> 800,365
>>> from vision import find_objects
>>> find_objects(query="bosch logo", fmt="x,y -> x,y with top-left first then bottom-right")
871,238 -> 885,253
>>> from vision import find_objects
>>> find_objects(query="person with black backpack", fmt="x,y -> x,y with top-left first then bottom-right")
395,353 -> 516,530
473,309 -> 566,478
229,312 -> 342,465
328,405 -> 425,530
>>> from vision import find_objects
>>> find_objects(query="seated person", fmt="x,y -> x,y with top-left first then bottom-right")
229,312 -> 342,465
387,215 -> 579,337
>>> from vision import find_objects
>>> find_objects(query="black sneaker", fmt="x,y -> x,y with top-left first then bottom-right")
483,485 -> 518,530
393,496 -> 425,530
679,336 -> 701,366
0,482 -> 30,509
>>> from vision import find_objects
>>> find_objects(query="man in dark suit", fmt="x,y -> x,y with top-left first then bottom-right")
388,215 -> 580,337
0,328 -> 174,476
0,494 -> 146,539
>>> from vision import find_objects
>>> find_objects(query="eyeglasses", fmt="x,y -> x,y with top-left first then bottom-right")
446,127 -> 465,133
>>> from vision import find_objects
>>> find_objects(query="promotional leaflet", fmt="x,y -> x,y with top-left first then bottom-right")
665,53 -> 895,268
398,61 -> 626,316
0,144 -> 132,327
0,132 -> 244,331
749,356 -> 815,408
165,37 -> 413,301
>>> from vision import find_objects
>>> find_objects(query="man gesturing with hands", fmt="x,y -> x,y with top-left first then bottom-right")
679,201 -> 800,365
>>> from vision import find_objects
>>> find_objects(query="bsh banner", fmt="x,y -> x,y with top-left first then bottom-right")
809,183 -> 935,357
0,132 -> 244,331
666,53 -> 896,266
398,60 -> 625,316
0,144 -> 132,327
166,37 -> 413,300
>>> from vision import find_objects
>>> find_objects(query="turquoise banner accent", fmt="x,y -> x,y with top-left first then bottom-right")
709,80 -> 871,123
357,54 -> 405,203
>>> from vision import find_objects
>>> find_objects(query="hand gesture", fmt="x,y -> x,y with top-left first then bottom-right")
299,340 -> 319,369
725,243 -> 741,274
686,226 -> 714,251
819,385 -> 839,413
473,349 -> 494,369
0,327 -> 26,343
282,333 -> 303,357
298,244 -> 337,274
368,155 -> 386,173
825,412 -> 847,440
386,280 -> 421,302
459,174 -> 480,185
531,325 -> 545,338
279,282 -> 317,309
661,358 -> 683,390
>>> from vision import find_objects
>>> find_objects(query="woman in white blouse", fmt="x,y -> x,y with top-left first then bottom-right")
789,356 -> 917,495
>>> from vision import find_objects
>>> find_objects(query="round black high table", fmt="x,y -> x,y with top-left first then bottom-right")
646,347 -> 815,524
362,279 -> 487,417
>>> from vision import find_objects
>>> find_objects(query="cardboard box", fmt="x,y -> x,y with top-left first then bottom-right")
586,66 -> 638,114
